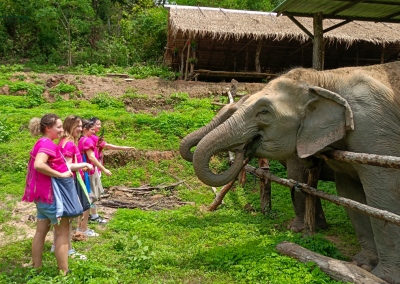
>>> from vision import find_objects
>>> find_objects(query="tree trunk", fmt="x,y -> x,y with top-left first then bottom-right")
116,10 -> 122,37
312,12 -> 324,71
276,241 -> 388,284
68,28 -> 72,66
258,158 -> 271,214
255,39 -> 263,73
185,39 -> 191,80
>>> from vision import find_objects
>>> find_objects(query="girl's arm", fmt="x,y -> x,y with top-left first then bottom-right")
34,153 -> 72,178
103,144 -> 135,151
86,149 -> 112,176
64,156 -> 93,172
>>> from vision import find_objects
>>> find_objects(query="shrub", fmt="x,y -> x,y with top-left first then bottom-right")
90,92 -> 124,109
49,81 -> 76,95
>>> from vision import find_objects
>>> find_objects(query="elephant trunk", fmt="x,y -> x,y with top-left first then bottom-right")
193,108 -> 256,187
179,119 -> 221,162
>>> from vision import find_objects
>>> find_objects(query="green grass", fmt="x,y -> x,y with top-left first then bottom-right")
0,90 -> 356,283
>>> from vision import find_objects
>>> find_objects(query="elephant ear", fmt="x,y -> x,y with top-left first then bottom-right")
296,86 -> 354,158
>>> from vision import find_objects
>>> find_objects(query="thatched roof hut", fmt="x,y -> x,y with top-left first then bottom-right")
164,5 -> 400,80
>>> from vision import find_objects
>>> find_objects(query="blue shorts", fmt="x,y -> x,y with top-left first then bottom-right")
36,200 -> 58,224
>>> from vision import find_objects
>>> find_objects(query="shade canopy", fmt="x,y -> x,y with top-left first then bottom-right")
273,0 -> 400,23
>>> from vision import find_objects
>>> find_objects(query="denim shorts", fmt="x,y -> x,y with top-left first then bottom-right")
35,199 -> 58,224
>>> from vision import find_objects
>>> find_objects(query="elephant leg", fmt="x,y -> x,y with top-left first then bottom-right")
358,167 -> 400,284
286,156 -> 327,233
335,171 -> 379,269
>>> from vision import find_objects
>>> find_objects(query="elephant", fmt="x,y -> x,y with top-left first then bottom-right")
179,95 -> 334,232
188,63 -> 400,283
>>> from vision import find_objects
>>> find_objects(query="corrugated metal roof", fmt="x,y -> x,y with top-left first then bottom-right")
274,0 -> 400,23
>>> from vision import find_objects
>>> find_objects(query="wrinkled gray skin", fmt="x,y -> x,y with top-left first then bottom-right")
189,67 -> 400,283
180,96 -> 333,232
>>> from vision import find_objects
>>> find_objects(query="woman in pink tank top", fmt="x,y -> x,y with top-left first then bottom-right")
87,117 -> 134,224
23,114 -> 72,276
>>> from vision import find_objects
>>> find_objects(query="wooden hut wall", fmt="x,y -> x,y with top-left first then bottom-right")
165,30 -> 400,74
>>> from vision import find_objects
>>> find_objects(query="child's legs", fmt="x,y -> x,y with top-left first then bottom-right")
78,209 -> 90,231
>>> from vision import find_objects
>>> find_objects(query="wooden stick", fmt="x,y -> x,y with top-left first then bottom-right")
244,164 -> 400,226
211,187 -> 225,205
208,158 -> 250,211
125,181 -> 184,191
180,40 -> 188,80
317,150 -> 400,169
211,102 -> 227,107
304,167 -> 321,236
154,167 -> 193,191
276,241 -> 388,284
258,158 -> 271,214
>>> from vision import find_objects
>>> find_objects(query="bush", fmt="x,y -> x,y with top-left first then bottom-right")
0,118 -> 11,142
90,92 -> 124,109
49,81 -> 76,95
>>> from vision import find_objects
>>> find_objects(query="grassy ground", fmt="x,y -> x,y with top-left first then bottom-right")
0,69 -> 358,283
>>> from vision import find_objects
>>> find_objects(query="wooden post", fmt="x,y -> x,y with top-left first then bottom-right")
255,39 -> 263,73
245,46 -> 249,72
304,167 -> 321,236
381,43 -> 386,64
356,45 -> 359,66
312,12 -> 324,71
180,41 -> 188,80
258,158 -> 271,214
185,38 -> 191,80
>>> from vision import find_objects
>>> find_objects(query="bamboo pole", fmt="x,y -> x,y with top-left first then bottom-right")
317,150 -> 400,169
180,40 -> 188,80
185,38 -> 191,80
244,164 -> 400,226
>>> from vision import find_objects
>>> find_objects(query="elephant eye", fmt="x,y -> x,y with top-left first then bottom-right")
260,108 -> 269,114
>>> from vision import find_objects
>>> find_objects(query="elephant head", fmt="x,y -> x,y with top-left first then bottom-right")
192,75 -> 354,187
179,94 -> 252,162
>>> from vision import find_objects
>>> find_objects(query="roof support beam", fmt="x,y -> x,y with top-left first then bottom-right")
313,12 -> 324,71
323,19 -> 352,33
330,0 -> 364,16
287,15 -> 314,40
283,12 -> 400,24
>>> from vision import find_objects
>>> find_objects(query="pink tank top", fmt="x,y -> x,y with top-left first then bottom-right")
78,136 -> 96,175
59,139 -> 84,179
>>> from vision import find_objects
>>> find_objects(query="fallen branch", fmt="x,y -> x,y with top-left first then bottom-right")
100,199 -> 139,209
208,158 -> 250,211
211,102 -> 226,107
125,181 -> 184,191
244,164 -> 400,227
276,241 -> 388,284
154,167 -> 193,191
106,73 -> 129,78
211,187 -> 225,205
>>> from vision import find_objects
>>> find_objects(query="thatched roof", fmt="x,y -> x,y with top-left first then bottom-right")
167,6 -> 400,46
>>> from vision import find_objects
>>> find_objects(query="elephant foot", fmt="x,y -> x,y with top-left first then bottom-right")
353,250 -> 379,269
287,217 -> 328,233
371,263 -> 400,284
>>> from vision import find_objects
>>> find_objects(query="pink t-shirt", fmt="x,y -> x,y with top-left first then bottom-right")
22,137 -> 69,204
78,136 -> 96,175
91,134 -> 106,173
59,139 -> 84,179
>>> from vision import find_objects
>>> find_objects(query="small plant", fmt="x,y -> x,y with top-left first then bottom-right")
76,90 -> 84,98
0,118 -> 11,142
69,93 -> 76,99
29,74 -> 38,79
34,79 -> 45,85
90,92 -> 124,109
187,58 -> 198,65
172,47 -> 178,56
15,75 -> 27,81
55,95 -> 64,102
190,41 -> 197,50
49,81 -> 76,95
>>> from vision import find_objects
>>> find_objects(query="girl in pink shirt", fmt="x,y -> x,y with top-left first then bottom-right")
88,117 -> 134,224
78,119 -> 112,226
23,114 -> 71,276
52,115 -> 94,259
